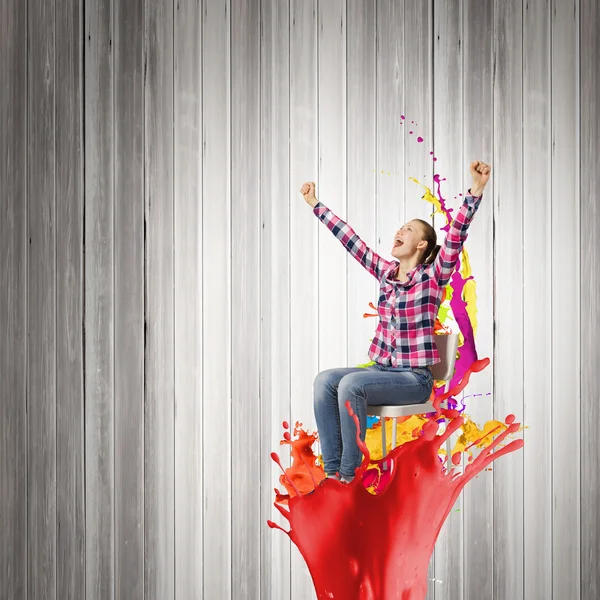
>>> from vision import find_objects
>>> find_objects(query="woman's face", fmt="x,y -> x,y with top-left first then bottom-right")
391,220 -> 428,260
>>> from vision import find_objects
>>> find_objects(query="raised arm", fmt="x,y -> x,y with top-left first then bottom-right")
432,192 -> 483,286
300,181 -> 392,280
313,202 -> 393,280
432,160 -> 491,286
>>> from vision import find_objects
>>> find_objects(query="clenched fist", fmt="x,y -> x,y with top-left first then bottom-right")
300,181 -> 318,208
470,160 -> 491,196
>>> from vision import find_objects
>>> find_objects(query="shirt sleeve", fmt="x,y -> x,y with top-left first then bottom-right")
312,201 -> 393,280
432,190 -> 483,287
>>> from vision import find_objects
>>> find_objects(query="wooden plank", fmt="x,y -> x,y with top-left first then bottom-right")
201,1 -> 232,598
461,1 -> 495,598
231,0 -> 261,596
174,0 -> 204,597
84,0 -> 115,596
260,0 -> 292,597
27,0 -> 57,597
289,0 -> 320,597
55,0 -> 85,596
113,0 -> 145,596
491,1 -> 525,599
580,0 -> 600,596
402,1 -> 435,596
377,0 -> 405,260
403,0 -> 433,223
431,1 -> 464,597
144,0 -> 175,597
0,0 -> 27,597
521,2 -> 553,598
318,2 -> 347,374
551,0 -> 581,597
345,0 -> 377,369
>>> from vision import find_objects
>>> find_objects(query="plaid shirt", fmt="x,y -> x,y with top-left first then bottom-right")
313,192 -> 483,367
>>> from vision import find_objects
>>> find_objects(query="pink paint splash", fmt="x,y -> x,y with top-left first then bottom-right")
269,407 -> 523,600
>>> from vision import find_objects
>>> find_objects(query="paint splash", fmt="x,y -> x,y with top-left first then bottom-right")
269,114 -> 523,599
269,409 -> 523,599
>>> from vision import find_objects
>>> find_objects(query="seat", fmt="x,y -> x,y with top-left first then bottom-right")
366,333 -> 459,468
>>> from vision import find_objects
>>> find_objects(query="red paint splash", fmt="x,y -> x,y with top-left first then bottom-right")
269,407 -> 523,599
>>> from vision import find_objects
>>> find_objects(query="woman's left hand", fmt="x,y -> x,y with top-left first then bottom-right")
469,160 -> 491,195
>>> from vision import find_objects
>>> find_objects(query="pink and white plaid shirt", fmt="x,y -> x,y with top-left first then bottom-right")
313,191 -> 483,367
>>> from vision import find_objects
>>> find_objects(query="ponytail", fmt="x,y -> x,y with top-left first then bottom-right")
424,244 -> 441,265
413,218 -> 439,265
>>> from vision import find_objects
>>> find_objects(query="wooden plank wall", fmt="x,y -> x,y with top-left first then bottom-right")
1,0 -> 598,599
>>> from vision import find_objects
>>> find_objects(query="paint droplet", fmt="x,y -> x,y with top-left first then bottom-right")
417,137 -> 424,143
505,414 -> 516,424
433,158 -> 437,161
409,131 -> 413,134
401,115 -> 405,119
283,421 -> 289,429
430,151 -> 434,155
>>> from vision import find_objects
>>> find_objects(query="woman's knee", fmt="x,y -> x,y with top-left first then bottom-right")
336,372 -> 365,398
313,368 -> 344,390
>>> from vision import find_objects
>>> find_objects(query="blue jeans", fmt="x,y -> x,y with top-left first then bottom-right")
313,363 -> 434,481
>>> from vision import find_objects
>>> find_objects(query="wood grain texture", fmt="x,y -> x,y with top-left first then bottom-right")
0,1 -> 27,598
3,1 -> 599,598
580,0 -> 599,598
403,0 -> 433,223
55,0 -> 85,596
114,0 -> 145,596
401,2 -> 435,595
551,1 -> 581,597
27,0 -> 57,597
317,2 -> 348,374
144,0 -> 175,597
260,0 -> 292,597
84,0 -> 115,596
201,0 -> 232,598
376,0 -> 405,271
492,1 -> 525,598
432,1 -> 464,597
231,0 -> 261,597
345,0 -> 377,368
289,0 -> 320,597
461,1 -> 495,598
521,2 -> 553,599
174,0 -> 204,597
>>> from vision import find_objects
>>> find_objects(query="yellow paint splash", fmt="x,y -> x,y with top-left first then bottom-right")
363,414 -> 518,466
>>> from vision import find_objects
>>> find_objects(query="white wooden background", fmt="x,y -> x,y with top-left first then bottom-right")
1,0 -> 598,599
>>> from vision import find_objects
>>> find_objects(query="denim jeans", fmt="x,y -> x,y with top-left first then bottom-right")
313,363 -> 434,481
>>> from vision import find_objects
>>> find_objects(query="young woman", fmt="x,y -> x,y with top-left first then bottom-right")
300,160 -> 491,483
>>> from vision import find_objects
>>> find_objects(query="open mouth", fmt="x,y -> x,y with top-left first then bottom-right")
394,239 -> 404,248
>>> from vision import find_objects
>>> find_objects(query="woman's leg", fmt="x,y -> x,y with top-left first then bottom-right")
336,367 -> 434,481
313,367 -> 371,477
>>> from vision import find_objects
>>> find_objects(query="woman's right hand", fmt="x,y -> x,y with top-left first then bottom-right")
300,181 -> 318,208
